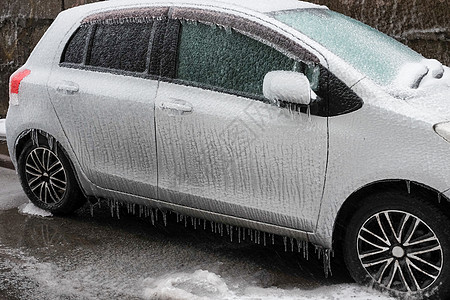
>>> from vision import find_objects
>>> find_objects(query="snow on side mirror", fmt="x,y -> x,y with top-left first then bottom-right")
263,71 -> 312,106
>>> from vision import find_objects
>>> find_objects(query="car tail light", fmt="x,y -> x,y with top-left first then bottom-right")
9,69 -> 31,106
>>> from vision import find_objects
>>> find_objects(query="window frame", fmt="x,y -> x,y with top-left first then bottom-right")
161,9 -> 327,110
59,7 -> 170,80
160,7 -> 363,117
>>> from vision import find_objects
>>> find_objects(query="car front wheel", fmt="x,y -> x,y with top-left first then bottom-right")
343,191 -> 450,299
17,136 -> 85,214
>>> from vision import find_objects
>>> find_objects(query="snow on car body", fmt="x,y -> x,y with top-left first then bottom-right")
5,0 -> 450,298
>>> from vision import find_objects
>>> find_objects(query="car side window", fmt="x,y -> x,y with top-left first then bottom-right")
87,22 -> 153,73
61,25 -> 90,64
177,22 -> 300,98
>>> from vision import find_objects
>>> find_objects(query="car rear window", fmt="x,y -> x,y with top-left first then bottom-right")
88,22 -> 153,73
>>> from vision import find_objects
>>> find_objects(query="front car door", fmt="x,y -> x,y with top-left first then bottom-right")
154,9 -> 329,232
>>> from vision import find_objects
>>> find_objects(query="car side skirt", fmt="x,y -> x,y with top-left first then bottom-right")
89,183 -> 313,243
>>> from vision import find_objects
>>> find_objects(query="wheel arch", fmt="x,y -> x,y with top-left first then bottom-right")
14,129 -> 88,198
332,179 -> 450,249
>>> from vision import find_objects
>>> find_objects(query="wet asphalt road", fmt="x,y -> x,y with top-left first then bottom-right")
0,166 -> 359,299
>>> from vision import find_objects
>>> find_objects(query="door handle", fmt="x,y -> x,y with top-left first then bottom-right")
160,99 -> 193,114
56,81 -> 79,95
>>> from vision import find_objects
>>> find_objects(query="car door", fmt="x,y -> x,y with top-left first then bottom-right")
154,14 -> 329,232
47,17 -> 165,199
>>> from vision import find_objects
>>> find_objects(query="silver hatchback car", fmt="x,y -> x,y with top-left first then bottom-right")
6,0 -> 450,298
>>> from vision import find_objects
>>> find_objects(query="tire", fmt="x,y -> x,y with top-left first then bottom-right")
17,136 -> 86,214
343,191 -> 450,299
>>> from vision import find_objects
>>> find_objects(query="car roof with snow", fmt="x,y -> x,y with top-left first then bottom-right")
68,0 -> 327,17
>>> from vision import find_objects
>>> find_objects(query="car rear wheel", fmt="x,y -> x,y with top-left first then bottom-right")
18,136 -> 85,214
343,191 -> 450,299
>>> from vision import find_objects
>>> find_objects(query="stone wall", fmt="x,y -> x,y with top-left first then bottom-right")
0,0 -> 449,118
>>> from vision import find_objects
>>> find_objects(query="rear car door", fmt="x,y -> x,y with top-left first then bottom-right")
47,12 -> 166,199
155,12 -> 329,232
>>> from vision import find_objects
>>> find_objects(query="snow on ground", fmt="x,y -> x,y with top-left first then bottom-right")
0,243 -> 394,300
142,270 -> 394,300
0,119 -> 5,139
0,167 -> 27,210
0,168 -> 394,300
18,202 -> 53,217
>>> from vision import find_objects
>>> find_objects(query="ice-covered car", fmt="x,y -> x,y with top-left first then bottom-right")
6,0 -> 450,298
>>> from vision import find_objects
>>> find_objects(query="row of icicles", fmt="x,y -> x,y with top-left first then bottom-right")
88,198 -> 333,277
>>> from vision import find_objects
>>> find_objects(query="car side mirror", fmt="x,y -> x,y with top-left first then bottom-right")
263,71 -> 312,105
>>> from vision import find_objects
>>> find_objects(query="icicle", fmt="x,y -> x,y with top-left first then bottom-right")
211,221 -> 214,232
290,238 -> 294,252
307,105 -> 311,121
438,193 -> 442,204
150,209 -> 155,225
116,200 -> 120,219
31,129 -> 39,146
323,249 -> 332,278
271,234 -> 275,245
315,246 -> 322,260
220,224 -> 224,236
263,232 -> 266,246
163,211 -> 167,227
110,200 -> 114,217
90,203 -> 94,217
155,209 -> 159,222
250,229 -> 254,242
230,226 -> 233,242
283,237 -> 288,252
406,180 -> 411,194
238,227 -> 241,243
305,241 -> 309,260
48,135 -> 54,152
256,231 -> 260,245
203,219 -> 206,230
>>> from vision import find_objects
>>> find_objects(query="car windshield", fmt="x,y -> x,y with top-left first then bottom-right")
273,9 -> 423,86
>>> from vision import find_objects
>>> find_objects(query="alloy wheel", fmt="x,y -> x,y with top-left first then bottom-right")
25,147 -> 67,204
357,210 -> 443,293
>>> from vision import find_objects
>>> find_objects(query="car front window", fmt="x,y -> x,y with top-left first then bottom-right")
273,9 -> 423,86
176,21 -> 296,98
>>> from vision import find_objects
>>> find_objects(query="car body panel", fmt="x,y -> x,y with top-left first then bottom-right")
47,68 -> 159,199
155,81 -> 328,232
313,78 -> 450,247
